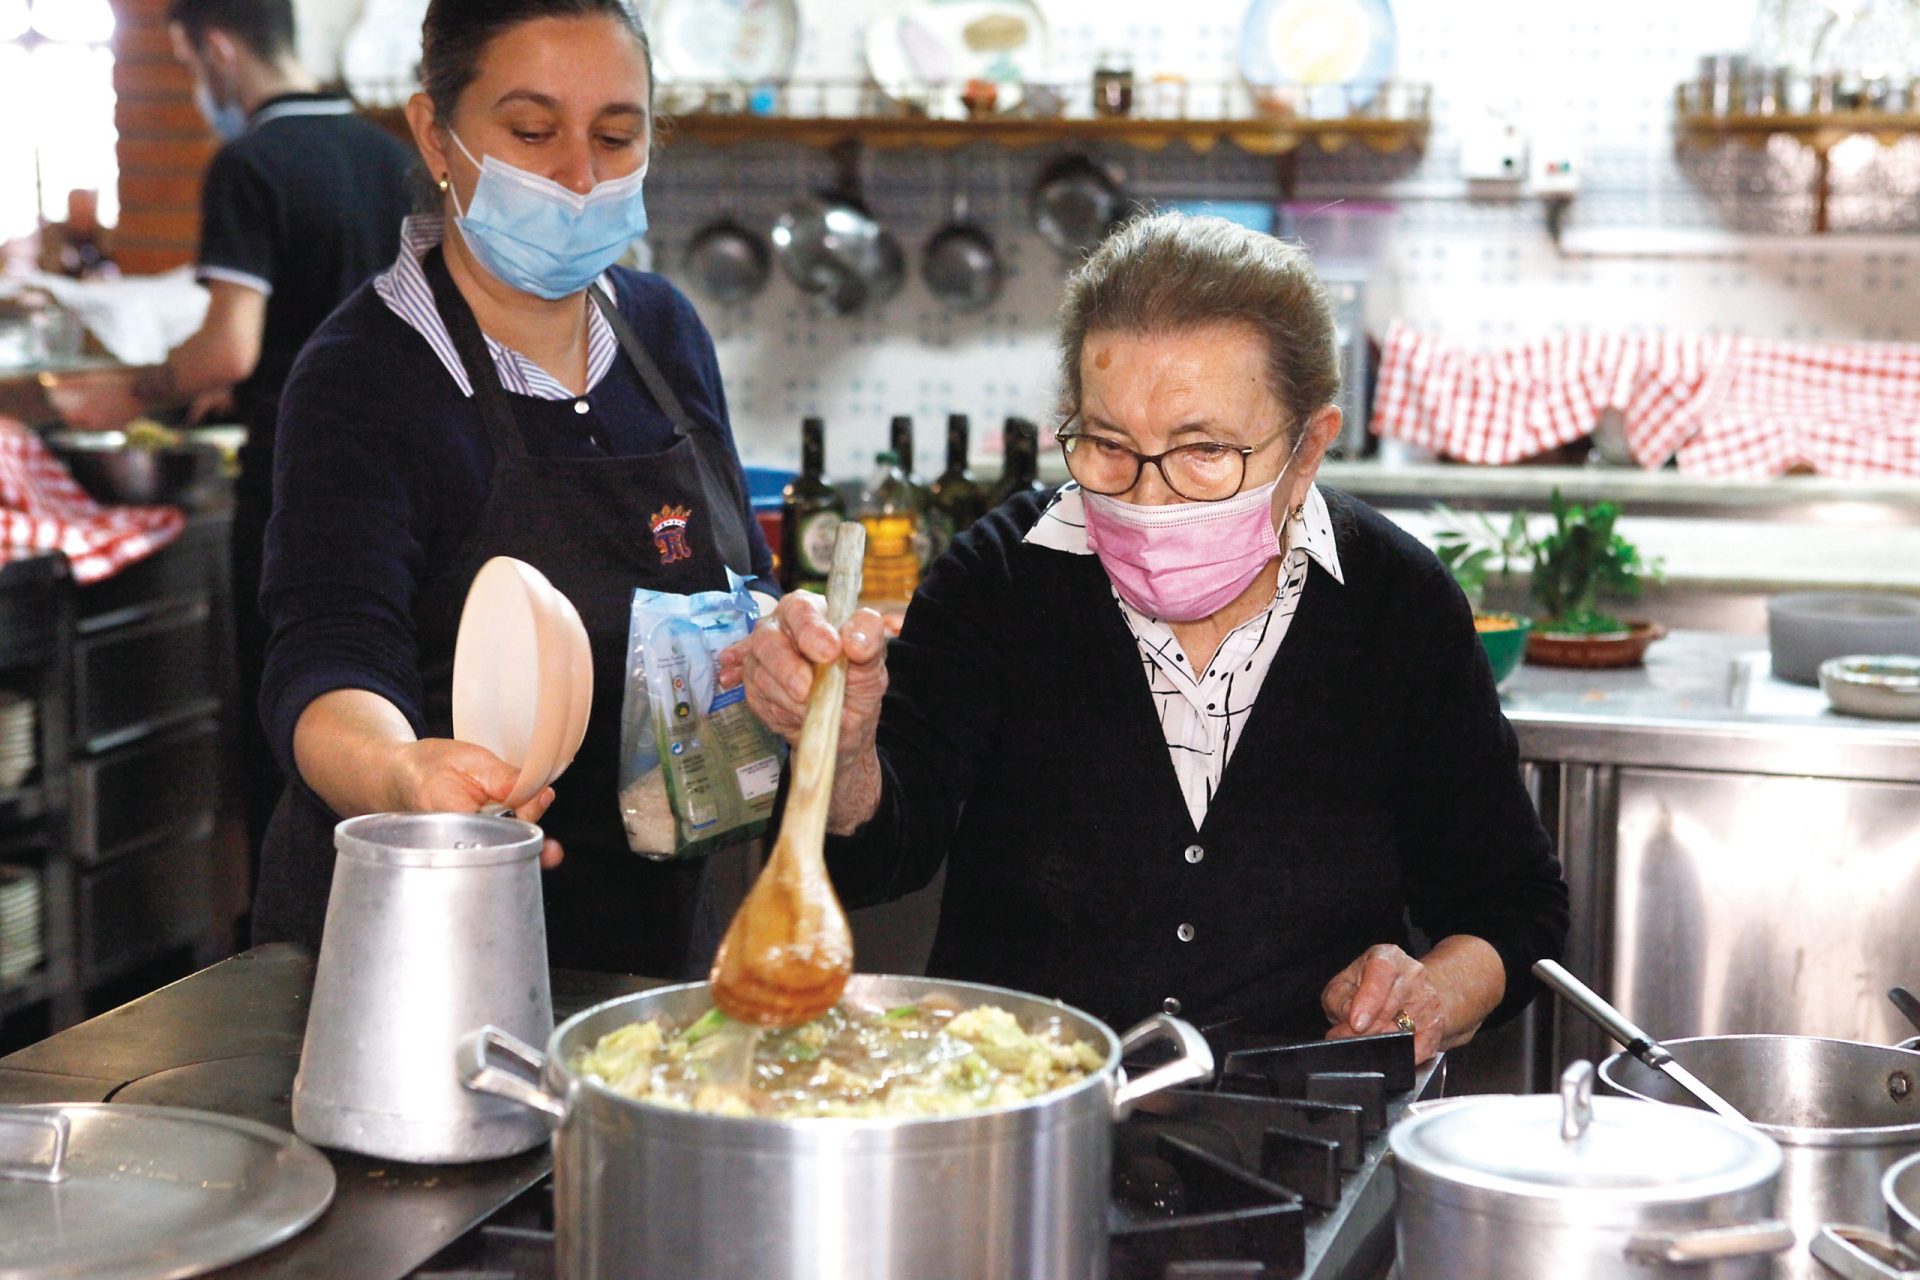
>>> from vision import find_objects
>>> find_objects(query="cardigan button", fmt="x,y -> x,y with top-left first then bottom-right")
573,399 -> 590,414
1176,923 -> 1195,943
1184,844 -> 1204,864
1162,997 -> 1181,1015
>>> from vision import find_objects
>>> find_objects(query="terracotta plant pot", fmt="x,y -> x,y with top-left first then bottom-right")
1525,620 -> 1667,669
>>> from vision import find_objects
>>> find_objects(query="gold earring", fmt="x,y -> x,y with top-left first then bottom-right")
437,175 -> 450,192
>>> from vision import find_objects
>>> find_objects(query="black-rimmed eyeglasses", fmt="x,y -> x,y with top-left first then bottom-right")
1055,416 -> 1289,502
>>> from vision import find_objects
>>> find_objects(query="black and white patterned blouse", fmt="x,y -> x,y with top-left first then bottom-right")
1025,483 -> 1345,828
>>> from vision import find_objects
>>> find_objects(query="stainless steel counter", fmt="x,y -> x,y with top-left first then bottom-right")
1491,630 -> 1920,1077
0,944 -> 659,1279
1500,629 -> 1920,782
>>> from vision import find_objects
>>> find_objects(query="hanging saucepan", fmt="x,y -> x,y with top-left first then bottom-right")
1030,153 -> 1127,258
1602,1035 -> 1920,1280
923,158 -> 1003,312
771,145 -> 905,316
684,215 -> 772,305
458,973 -> 1212,1280
1391,1060 -> 1792,1280
1810,1150 -> 1920,1277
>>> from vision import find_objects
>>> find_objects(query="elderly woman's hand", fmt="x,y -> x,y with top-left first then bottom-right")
719,591 -> 890,832
1320,936 -> 1509,1065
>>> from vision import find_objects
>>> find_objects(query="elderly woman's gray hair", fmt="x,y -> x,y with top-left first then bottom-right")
1057,212 -> 1342,438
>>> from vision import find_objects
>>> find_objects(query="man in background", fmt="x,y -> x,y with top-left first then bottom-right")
68,0 -> 415,890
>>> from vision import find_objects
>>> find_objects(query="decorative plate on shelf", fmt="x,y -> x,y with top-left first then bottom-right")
865,0 -> 1050,118
1237,0 -> 1398,105
642,0 -> 799,85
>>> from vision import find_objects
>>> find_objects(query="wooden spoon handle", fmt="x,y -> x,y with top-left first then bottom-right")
782,523 -> 866,852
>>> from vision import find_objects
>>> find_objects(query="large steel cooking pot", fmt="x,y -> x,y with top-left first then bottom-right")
1810,1150 -> 1920,1278
1603,1036 -> 1920,1280
457,974 -> 1213,1280
1392,1062 -> 1790,1280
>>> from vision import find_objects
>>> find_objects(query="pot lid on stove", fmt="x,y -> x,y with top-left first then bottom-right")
0,1102 -> 335,1278
1390,1062 -> 1780,1208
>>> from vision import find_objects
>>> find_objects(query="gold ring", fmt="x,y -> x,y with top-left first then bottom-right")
1394,1009 -> 1416,1034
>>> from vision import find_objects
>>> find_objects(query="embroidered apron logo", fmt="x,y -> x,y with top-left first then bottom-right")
650,504 -> 694,564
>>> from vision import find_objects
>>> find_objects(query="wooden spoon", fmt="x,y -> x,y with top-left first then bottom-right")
708,522 -> 866,1026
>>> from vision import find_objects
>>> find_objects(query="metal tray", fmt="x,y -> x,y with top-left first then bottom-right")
0,1103 -> 336,1279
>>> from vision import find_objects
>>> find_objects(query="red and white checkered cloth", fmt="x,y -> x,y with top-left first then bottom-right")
0,419 -> 184,583
1373,324 -> 1920,479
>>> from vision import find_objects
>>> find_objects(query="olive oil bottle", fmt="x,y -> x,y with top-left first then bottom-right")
781,416 -> 845,594
989,416 -> 1049,508
928,413 -> 988,535
858,450 -> 921,607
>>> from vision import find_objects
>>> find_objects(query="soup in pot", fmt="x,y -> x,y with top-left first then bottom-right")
574,998 -> 1105,1119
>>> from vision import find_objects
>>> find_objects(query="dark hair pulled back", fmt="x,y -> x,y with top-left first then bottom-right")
419,0 -> 653,124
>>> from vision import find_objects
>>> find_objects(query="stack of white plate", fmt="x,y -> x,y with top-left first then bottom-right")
0,864 -> 43,985
0,692 -> 35,792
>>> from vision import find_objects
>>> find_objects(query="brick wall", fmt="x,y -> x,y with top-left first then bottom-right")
111,0 -> 213,274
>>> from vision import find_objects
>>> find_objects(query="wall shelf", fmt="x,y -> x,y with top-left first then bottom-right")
1675,109 -> 1920,233
655,112 -> 1431,157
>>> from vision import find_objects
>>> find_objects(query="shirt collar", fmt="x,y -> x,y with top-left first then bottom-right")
1025,481 -> 1346,586
372,214 -> 619,400
248,92 -> 354,130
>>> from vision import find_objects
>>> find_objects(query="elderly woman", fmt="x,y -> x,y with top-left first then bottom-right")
726,213 -> 1567,1061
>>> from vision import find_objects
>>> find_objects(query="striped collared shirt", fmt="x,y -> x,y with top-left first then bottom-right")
1026,482 -> 1345,829
372,215 -> 619,400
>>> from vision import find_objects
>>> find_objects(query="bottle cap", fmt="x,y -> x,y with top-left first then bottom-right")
874,450 -> 900,465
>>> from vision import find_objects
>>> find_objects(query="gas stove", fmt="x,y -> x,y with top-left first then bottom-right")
410,1030 -> 1441,1280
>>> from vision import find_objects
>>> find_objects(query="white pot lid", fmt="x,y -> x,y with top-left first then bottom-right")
1391,1062 -> 1781,1205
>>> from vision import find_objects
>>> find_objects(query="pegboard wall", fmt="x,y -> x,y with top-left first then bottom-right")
635,0 -> 1920,474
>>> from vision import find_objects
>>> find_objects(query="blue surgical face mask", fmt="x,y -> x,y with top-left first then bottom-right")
194,80 -> 247,142
447,130 -> 649,300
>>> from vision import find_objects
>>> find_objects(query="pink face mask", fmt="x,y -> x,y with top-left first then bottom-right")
1081,476 -> 1291,621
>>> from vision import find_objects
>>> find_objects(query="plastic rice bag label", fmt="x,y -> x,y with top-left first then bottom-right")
618,572 -> 783,859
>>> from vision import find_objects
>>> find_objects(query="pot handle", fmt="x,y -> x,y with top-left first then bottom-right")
0,1108 -> 69,1184
1110,1015 -> 1215,1120
1812,1226 -> 1920,1279
1624,1221 -> 1796,1267
457,1026 -> 568,1126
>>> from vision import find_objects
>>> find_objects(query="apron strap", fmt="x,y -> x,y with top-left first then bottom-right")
423,245 -> 529,460
589,284 -> 700,441
590,281 -> 755,573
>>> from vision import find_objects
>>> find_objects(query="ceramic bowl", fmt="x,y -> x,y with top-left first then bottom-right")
1474,613 -> 1531,688
1819,655 -> 1920,721
1768,592 -> 1920,686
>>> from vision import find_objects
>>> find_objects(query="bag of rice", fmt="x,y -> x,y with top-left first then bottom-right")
618,572 -> 783,859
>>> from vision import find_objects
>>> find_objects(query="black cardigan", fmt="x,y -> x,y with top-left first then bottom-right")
826,487 -> 1569,1040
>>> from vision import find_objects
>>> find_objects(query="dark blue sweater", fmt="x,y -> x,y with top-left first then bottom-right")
259,268 -> 774,787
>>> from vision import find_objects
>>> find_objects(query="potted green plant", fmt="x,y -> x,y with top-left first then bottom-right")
1433,506 -> 1532,687
1435,490 -> 1665,670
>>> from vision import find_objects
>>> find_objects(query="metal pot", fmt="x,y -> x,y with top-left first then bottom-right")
684,215 -> 771,305
1030,154 -> 1127,258
1602,1036 -> 1920,1280
1392,1062 -> 1791,1280
292,813 -> 553,1163
923,164 -> 1004,312
1811,1151 -> 1920,1278
45,430 -> 222,507
458,974 -> 1213,1280
771,193 -> 905,315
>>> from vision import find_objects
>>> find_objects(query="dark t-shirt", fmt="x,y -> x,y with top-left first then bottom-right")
196,93 -> 415,505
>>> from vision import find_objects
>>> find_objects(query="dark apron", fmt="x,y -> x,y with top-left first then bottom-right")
255,248 -> 755,977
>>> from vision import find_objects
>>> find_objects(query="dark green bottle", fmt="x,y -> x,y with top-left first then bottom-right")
781,416 -> 846,594
989,416 -> 1048,508
929,413 -> 989,535
891,415 -> 948,569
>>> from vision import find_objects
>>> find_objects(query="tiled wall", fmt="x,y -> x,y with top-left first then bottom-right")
632,0 -> 1920,473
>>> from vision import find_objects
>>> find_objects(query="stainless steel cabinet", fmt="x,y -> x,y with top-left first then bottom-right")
1611,767 -> 1920,1049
